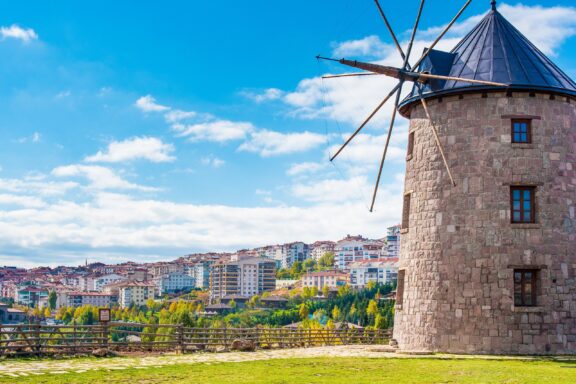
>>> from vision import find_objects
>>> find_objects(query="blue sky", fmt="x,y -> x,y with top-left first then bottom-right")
0,1 -> 575,267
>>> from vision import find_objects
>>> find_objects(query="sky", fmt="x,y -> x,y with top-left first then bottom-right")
0,0 -> 575,267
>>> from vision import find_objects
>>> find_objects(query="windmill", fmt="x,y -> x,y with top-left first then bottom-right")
317,0 -> 508,211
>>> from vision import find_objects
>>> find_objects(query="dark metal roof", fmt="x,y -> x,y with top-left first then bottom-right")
401,6 -> 576,111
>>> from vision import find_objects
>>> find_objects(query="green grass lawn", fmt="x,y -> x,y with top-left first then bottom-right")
1,357 -> 575,384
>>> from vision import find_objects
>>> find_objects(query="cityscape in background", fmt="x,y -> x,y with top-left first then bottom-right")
0,225 -> 400,323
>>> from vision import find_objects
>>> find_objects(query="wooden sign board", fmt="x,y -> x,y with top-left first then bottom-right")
99,308 -> 111,323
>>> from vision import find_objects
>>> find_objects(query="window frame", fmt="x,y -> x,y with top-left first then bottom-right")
406,131 -> 415,160
511,119 -> 532,144
510,186 -> 536,224
513,269 -> 538,307
402,193 -> 411,230
396,270 -> 405,306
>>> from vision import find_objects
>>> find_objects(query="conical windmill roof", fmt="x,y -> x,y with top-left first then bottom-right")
401,4 -> 576,111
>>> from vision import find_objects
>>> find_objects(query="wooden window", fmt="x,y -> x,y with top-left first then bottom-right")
396,270 -> 405,306
407,132 -> 415,159
402,194 -> 411,230
514,269 -> 538,306
510,186 -> 535,223
511,119 -> 531,143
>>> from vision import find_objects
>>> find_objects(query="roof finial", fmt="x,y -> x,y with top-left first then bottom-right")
491,0 -> 497,11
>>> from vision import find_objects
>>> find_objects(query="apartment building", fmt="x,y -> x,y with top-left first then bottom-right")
334,235 -> 384,271
209,257 -> 275,301
66,292 -> 117,307
349,258 -> 399,288
118,282 -> 156,308
274,242 -> 310,269
300,271 -> 349,290
310,241 -> 336,261
385,225 -> 401,258
154,272 -> 194,295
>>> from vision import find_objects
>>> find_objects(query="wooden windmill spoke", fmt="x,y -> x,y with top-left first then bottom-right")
403,0 -> 426,69
322,72 -> 380,79
330,82 -> 401,162
412,0 -> 473,70
374,0 -> 407,64
370,82 -> 404,212
419,96 -> 457,187
418,73 -> 507,87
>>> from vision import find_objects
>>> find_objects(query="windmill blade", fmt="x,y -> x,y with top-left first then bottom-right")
331,82 -> 401,162
370,82 -> 404,212
322,72 -> 381,79
419,95 -> 457,187
374,0 -> 406,64
412,0 -> 472,70
402,0 -> 426,69
418,73 -> 507,87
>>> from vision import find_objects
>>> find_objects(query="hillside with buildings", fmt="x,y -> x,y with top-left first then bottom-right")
0,226 -> 400,325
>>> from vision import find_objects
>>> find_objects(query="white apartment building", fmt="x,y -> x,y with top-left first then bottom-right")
385,225 -> 401,258
118,282 -> 155,308
300,271 -> 349,290
93,274 -> 126,291
274,242 -> 310,269
189,261 -> 213,289
209,257 -> 276,301
349,258 -> 399,288
154,272 -> 194,295
335,235 -> 384,271
66,292 -> 116,307
310,241 -> 336,261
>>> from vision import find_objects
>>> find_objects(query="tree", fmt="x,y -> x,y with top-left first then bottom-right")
302,286 -> 312,299
43,307 -> 51,318
290,261 -> 303,277
318,252 -> 335,269
366,299 -> 379,320
228,299 -> 237,309
322,285 -> 329,298
310,286 -> 319,297
374,314 -> 387,329
298,303 -> 309,320
48,290 -> 57,310
332,305 -> 341,321
302,258 -> 316,271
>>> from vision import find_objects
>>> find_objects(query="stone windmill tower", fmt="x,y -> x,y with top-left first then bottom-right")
319,0 -> 576,354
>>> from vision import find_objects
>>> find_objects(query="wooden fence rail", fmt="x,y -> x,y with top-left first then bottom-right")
0,322 -> 390,356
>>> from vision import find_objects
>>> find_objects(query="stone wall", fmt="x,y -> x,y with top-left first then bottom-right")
393,92 -> 576,354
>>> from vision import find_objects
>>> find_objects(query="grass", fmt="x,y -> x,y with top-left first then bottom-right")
1,357 -> 575,383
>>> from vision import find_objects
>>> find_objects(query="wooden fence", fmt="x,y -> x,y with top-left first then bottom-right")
0,322 -> 390,357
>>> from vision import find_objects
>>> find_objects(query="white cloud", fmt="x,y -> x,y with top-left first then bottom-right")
172,120 -> 254,142
16,132 -> 42,144
0,194 -> 45,208
200,155 -> 225,168
241,88 -> 285,103
286,162 -> 328,176
85,136 -> 175,163
164,109 -> 197,123
499,3 -> 576,56
0,192 -> 400,266
55,90 -> 71,99
52,165 -> 158,191
135,95 -> 170,112
332,35 -> 392,58
0,177 -> 78,196
238,130 -> 325,157
0,24 -> 38,43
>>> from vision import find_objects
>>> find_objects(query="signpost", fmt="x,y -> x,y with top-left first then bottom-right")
99,308 -> 111,350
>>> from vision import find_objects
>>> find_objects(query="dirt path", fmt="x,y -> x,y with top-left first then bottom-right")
0,345 -> 572,379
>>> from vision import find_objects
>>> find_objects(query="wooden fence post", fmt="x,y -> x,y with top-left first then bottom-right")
35,322 -> 41,357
